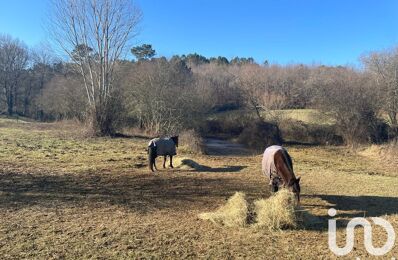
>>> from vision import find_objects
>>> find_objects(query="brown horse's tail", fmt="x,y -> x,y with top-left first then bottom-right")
148,143 -> 157,172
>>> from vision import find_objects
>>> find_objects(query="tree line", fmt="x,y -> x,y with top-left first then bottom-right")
1,0 -> 397,146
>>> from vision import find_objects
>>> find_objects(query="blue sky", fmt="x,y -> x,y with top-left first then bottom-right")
0,0 -> 397,65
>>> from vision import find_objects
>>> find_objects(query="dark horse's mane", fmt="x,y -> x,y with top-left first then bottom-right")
170,136 -> 179,147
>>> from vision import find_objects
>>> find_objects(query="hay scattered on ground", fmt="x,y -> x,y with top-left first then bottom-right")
254,189 -> 297,230
198,192 -> 248,227
175,157 -> 206,171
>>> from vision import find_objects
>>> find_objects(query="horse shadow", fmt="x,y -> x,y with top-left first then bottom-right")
197,165 -> 247,173
300,194 -> 398,231
176,158 -> 247,173
0,169 -> 265,214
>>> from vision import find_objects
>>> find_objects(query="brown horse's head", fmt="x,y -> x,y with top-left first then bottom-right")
288,177 -> 301,204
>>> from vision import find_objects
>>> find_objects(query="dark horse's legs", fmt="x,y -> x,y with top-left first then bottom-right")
148,145 -> 157,172
163,156 -> 167,168
170,155 -> 173,168
153,160 -> 158,171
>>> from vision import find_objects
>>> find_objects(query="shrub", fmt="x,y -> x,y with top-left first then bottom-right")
369,119 -> 390,144
199,111 -> 255,138
238,121 -> 283,150
278,119 -> 343,145
179,129 -> 205,154
200,118 -> 244,138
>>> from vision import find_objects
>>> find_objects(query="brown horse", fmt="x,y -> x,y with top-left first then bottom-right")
262,145 -> 301,203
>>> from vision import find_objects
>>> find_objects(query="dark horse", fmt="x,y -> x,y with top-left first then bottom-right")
262,145 -> 301,203
147,136 -> 179,172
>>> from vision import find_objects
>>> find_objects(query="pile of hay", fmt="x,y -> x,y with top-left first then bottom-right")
175,157 -> 214,171
174,157 -> 205,171
198,192 -> 248,227
199,190 -> 300,230
254,189 -> 297,230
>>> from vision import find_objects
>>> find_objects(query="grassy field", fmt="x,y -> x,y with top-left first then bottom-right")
1,118 -> 398,259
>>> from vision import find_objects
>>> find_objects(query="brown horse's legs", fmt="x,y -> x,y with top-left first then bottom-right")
170,156 -> 173,168
163,156 -> 167,168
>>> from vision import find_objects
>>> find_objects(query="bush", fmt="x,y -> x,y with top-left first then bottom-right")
311,68 -> 381,146
278,119 -> 343,145
200,119 -> 244,138
179,129 -> 205,154
369,119 -> 390,144
237,121 -> 283,150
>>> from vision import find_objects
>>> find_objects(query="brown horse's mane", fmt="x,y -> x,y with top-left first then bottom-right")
274,150 -> 297,186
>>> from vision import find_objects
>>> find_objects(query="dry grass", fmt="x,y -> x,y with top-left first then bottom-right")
1,118 -> 398,259
212,109 -> 335,125
198,192 -> 248,227
179,129 -> 205,154
254,189 -> 297,230
358,141 -> 398,172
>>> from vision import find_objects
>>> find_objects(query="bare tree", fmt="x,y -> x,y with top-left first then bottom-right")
362,48 -> 398,137
236,64 -> 267,120
48,0 -> 142,135
37,74 -> 88,121
124,58 -> 202,135
193,63 -> 242,111
310,66 -> 382,145
0,35 -> 29,115
21,45 -> 57,116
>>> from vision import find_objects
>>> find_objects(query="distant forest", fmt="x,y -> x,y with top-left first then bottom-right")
1,0 -> 398,146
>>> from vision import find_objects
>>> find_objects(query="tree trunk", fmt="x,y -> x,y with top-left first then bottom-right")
7,93 -> 14,116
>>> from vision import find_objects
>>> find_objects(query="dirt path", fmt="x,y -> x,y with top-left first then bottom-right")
204,138 -> 252,156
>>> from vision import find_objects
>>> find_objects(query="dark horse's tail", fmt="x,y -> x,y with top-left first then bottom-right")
148,142 -> 157,172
